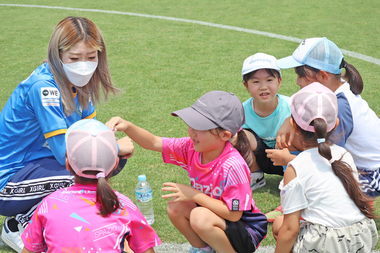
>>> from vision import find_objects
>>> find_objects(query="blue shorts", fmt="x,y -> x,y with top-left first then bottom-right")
358,168 -> 380,198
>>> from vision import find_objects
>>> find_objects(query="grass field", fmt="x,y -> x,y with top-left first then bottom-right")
0,1 -> 380,252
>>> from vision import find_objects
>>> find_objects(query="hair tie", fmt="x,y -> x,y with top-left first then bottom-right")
96,172 -> 105,179
343,61 -> 348,68
317,138 -> 325,144
238,127 -> 243,132
328,158 -> 335,164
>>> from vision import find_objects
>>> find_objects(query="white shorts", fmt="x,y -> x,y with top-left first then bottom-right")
293,217 -> 378,253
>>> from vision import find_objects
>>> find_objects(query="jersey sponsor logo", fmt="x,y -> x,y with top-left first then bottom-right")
41,87 -> 60,107
190,178 -> 222,198
232,199 -> 239,211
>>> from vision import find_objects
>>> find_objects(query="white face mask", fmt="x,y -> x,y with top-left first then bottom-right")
62,60 -> 98,87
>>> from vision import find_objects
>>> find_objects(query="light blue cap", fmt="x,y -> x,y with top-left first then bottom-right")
276,37 -> 344,74
65,119 -> 112,142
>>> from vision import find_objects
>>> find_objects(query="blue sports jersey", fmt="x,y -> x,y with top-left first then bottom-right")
0,63 -> 96,190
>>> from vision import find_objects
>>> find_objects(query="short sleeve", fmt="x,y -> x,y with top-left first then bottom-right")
162,137 -> 191,170
21,201 -> 47,252
220,158 -> 252,211
27,80 -> 67,136
280,177 -> 308,214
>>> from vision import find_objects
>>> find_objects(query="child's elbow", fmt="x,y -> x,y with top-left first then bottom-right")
229,211 -> 243,222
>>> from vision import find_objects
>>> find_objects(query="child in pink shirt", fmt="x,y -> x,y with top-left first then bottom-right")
21,119 -> 161,253
107,91 -> 267,253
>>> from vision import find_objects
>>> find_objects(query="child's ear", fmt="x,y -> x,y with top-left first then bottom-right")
243,81 -> 248,89
289,118 -> 299,133
334,118 -> 340,129
220,131 -> 232,141
316,70 -> 330,84
113,157 -> 120,171
65,158 -> 70,171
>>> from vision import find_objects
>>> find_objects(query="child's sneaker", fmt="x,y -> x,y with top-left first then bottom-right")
265,205 -> 283,223
250,171 -> 266,191
189,246 -> 216,253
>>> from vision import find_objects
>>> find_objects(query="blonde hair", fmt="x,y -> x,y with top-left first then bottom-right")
47,16 -> 119,115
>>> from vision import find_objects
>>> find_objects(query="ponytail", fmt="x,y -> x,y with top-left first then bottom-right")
96,176 -> 120,217
304,118 -> 376,219
231,130 -> 254,169
340,59 -> 363,95
69,167 -> 120,217
296,61 -> 364,96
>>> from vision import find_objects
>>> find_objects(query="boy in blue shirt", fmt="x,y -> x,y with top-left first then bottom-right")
240,53 -> 294,190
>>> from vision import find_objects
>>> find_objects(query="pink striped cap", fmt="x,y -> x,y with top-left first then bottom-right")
290,82 -> 338,133
66,119 -> 118,179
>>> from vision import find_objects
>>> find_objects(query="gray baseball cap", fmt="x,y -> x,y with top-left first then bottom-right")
171,90 -> 245,136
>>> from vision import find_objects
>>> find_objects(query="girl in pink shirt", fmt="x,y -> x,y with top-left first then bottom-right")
107,91 -> 267,253
21,119 -> 161,253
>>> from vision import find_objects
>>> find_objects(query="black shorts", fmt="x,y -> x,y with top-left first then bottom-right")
244,128 -> 284,176
224,210 -> 267,253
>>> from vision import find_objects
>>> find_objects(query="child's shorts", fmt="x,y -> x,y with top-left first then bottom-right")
358,167 -> 380,198
244,128 -> 283,175
224,211 -> 267,253
292,218 -> 378,253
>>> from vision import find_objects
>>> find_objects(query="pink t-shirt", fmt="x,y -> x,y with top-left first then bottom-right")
21,184 -> 161,253
162,137 -> 260,213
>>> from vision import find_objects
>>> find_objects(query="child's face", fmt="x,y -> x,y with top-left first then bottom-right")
295,68 -> 318,89
187,126 -> 225,153
244,69 -> 281,104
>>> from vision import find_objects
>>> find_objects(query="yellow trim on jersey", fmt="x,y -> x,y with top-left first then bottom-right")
44,129 -> 67,139
83,110 -> 96,119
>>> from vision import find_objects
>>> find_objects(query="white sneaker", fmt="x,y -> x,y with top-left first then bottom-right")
1,217 -> 24,253
250,172 -> 266,191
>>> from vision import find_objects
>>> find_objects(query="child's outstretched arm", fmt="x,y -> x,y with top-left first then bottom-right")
162,182 -> 243,222
106,117 -> 163,153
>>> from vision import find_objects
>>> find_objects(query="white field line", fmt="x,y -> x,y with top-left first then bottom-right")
1,3 -> 380,67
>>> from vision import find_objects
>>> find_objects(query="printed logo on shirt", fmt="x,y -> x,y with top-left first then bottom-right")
190,178 -> 222,198
41,87 -> 60,106
232,199 -> 239,211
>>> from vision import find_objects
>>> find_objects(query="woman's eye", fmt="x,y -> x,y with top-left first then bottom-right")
70,58 -> 79,61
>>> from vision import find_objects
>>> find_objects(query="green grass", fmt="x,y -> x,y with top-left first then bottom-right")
0,0 -> 380,252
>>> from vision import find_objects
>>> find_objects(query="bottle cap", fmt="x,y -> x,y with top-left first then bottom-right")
138,175 -> 146,181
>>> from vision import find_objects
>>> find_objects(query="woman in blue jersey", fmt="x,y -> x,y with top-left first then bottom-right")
0,16 -> 131,252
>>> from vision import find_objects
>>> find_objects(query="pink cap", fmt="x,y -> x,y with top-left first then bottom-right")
290,82 -> 338,133
66,119 -> 118,179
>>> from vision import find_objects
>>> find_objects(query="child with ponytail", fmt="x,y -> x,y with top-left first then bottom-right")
273,82 -> 378,253
20,119 -> 161,253
107,91 -> 267,253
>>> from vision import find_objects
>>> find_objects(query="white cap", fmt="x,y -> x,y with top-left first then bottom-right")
241,53 -> 282,78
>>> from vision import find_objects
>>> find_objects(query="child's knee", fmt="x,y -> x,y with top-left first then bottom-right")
272,215 -> 284,240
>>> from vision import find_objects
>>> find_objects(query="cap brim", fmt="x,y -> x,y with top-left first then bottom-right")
276,55 -> 303,69
171,107 -> 218,131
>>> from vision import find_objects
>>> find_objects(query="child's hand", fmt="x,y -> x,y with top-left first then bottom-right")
106,116 -> 129,132
117,136 -> 134,159
276,117 -> 294,149
266,148 -> 291,166
162,182 -> 198,203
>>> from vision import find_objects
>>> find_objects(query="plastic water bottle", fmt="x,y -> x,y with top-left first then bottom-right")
135,175 -> 155,225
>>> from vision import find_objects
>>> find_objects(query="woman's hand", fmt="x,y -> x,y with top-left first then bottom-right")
117,136 -> 134,159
